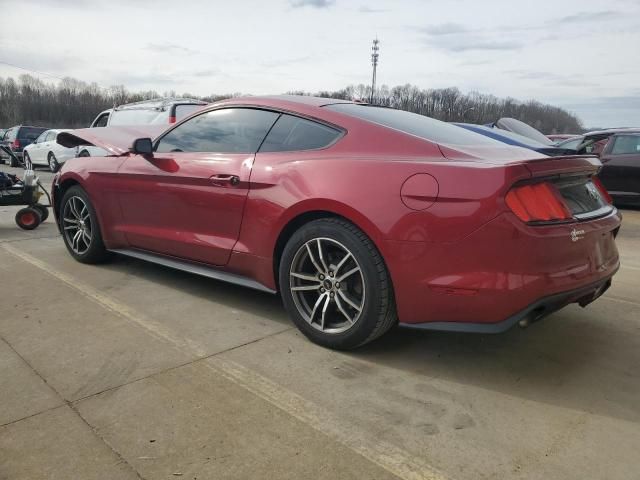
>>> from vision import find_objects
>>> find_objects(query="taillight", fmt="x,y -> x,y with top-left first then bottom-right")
168,115 -> 176,124
506,182 -> 573,223
12,139 -> 20,148
592,176 -> 612,204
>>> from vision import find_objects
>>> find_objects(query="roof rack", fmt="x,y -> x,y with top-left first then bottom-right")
114,97 -> 207,111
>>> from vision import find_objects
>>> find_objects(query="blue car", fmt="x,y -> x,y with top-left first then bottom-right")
454,123 -> 576,156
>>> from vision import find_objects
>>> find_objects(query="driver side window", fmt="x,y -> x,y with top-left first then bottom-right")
155,108 -> 279,154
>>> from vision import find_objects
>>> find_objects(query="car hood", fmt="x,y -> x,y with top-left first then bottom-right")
57,125 -> 166,156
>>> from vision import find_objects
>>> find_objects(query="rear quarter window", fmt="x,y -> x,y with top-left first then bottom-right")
325,104 -> 501,146
259,114 -> 342,152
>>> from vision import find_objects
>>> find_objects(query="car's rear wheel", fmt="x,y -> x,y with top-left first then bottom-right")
48,153 -> 60,173
60,186 -> 110,264
279,218 -> 397,350
9,152 -> 19,167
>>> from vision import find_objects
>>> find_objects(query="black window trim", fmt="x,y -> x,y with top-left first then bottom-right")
153,104 -> 346,154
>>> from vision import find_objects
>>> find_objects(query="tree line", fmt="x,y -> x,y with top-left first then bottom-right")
0,74 -> 583,133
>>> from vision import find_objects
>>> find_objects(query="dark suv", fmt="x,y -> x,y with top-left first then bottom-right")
557,128 -> 640,206
0,125 -> 48,167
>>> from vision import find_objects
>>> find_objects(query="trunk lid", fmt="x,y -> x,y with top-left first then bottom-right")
439,144 -> 611,221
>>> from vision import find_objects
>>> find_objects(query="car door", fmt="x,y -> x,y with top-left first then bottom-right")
115,107 -> 280,266
42,131 -> 57,163
599,134 -> 640,199
30,131 -> 48,165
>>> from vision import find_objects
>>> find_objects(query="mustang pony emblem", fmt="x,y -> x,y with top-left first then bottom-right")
571,228 -> 586,242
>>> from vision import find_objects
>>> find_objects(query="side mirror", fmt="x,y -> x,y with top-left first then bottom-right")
130,138 -> 153,155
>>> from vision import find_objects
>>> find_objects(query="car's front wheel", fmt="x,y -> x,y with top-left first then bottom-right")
279,218 -> 397,350
60,186 -> 110,264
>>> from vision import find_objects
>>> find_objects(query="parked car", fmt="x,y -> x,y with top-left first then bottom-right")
454,123 -> 576,156
78,98 -> 208,158
548,133 -> 580,142
53,95 -> 620,350
0,125 -> 47,167
488,117 -> 555,146
22,129 -> 76,172
557,128 -> 640,205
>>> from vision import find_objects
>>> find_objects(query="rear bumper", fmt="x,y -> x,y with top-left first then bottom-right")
384,209 -> 622,327
399,271 -> 616,333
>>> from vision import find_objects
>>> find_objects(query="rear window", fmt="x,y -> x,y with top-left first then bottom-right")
174,104 -> 205,120
611,135 -> 640,155
19,127 -> 46,142
324,104 -> 501,146
110,109 -> 165,126
259,114 -> 342,152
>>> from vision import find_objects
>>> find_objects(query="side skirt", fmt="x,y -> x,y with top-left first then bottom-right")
110,248 -> 277,294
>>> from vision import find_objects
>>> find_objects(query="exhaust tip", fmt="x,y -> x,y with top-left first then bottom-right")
518,318 -> 530,329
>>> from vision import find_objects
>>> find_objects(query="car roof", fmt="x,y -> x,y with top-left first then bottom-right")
214,94 -> 355,109
585,127 -> 640,136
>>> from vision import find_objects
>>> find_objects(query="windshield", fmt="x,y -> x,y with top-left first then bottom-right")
494,118 -> 554,145
325,104 -> 503,146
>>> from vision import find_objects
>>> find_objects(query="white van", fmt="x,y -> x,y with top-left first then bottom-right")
78,98 -> 207,157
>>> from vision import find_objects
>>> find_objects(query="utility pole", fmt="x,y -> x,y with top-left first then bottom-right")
370,37 -> 379,103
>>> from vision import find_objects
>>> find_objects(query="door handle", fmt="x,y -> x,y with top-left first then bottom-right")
209,174 -> 240,187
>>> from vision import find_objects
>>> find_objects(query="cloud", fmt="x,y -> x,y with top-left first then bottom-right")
357,5 -> 388,13
145,43 -> 198,55
421,23 -> 473,36
555,10 -> 621,23
261,56 -> 312,68
191,69 -> 221,78
504,70 -> 597,87
418,23 -> 521,52
290,0 -> 335,8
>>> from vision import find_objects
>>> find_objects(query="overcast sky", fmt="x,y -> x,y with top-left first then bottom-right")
1,0 -> 639,127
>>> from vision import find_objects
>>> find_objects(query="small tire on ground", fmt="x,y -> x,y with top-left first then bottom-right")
279,217 -> 397,350
60,185 -> 111,264
15,207 -> 42,230
33,204 -> 49,222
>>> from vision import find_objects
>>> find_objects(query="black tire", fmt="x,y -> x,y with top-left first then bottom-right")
60,185 -> 111,264
48,153 -> 60,173
15,207 -> 42,230
279,218 -> 397,350
33,203 -> 49,222
9,152 -> 18,168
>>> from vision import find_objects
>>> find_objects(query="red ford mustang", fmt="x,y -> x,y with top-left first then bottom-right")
53,95 -> 621,349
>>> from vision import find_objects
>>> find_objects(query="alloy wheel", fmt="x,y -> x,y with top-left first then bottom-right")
62,196 -> 92,255
289,237 -> 365,334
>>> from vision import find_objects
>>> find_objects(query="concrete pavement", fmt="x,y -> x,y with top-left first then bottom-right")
1,165 -> 638,480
